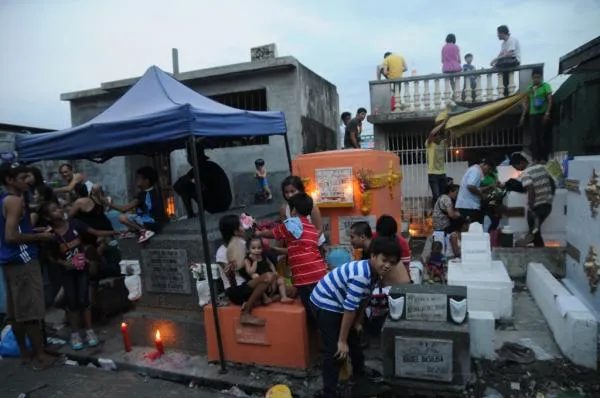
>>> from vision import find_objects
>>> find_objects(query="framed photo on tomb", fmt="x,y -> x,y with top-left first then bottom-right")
313,167 -> 354,208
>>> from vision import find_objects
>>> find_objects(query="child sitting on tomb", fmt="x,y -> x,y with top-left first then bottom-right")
216,215 -> 275,326
256,193 -> 327,317
108,167 -> 167,244
426,240 -> 446,283
243,236 -> 293,304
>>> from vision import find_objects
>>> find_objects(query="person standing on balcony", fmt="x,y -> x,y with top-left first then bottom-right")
339,112 -> 351,150
441,34 -> 462,94
490,25 -> 521,97
463,53 -> 477,100
426,118 -> 449,208
455,158 -> 496,224
344,108 -> 367,149
519,69 -> 553,163
377,52 -> 407,81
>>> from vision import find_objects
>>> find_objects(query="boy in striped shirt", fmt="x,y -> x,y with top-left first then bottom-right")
310,237 -> 401,398
256,193 -> 327,319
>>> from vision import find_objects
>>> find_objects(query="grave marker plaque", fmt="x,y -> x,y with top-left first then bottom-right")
405,293 -> 447,322
395,336 -> 453,382
141,249 -> 192,294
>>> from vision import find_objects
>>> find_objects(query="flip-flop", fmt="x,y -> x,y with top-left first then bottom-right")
32,356 -> 61,372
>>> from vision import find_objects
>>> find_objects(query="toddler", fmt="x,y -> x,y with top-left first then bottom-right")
244,237 -> 292,304
426,240 -> 446,283
256,193 -> 327,318
255,159 -> 272,201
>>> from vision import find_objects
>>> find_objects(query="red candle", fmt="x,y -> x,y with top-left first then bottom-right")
121,322 -> 132,352
155,330 -> 164,355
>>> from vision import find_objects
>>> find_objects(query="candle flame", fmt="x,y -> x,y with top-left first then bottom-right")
155,330 -> 161,340
121,322 -> 127,327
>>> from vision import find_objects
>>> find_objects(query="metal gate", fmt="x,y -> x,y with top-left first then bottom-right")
384,125 -> 524,237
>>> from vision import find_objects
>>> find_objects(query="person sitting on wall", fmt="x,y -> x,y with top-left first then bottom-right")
54,163 -> 94,202
106,166 -> 167,244
173,142 -> 232,218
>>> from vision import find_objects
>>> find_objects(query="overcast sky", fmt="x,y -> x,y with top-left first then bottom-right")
1,0 -> 599,132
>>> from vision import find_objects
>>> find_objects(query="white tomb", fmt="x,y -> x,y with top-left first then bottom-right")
561,156 -> 600,321
448,222 -> 514,319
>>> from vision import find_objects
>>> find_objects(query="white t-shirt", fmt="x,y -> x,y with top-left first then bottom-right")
501,36 -> 521,63
339,125 -> 345,149
455,165 -> 483,210
215,244 -> 246,290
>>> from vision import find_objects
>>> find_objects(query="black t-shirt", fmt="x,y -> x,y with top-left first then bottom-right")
186,160 -> 232,214
135,188 -> 167,226
344,118 -> 362,148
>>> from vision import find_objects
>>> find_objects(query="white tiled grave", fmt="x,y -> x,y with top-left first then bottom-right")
448,223 -> 514,319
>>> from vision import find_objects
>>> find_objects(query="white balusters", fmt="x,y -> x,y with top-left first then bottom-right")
475,75 -> 482,103
413,81 -> 421,111
452,76 -> 461,102
444,78 -> 452,104
423,80 -> 431,110
486,74 -> 493,101
393,83 -> 402,113
403,81 -> 411,111
497,72 -> 505,98
434,79 -> 442,110
507,71 -> 516,95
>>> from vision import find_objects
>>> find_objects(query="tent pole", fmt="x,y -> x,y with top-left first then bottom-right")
283,133 -> 292,173
188,136 -> 227,374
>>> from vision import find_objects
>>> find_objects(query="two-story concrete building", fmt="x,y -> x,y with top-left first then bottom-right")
41,45 -> 339,214
368,64 -> 543,236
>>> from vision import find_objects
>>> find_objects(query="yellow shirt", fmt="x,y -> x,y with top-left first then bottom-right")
426,139 -> 447,174
383,54 -> 406,79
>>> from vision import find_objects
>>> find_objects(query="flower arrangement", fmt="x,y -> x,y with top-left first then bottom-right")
355,169 -> 374,193
190,262 -> 204,281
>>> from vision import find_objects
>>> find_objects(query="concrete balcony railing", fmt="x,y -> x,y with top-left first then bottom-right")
369,63 -> 543,119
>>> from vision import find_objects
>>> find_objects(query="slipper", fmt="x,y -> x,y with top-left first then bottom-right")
32,356 -> 61,372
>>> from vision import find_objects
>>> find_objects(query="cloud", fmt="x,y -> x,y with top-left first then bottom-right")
1,0 -> 599,131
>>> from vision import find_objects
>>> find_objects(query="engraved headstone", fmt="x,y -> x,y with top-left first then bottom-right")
395,337 -> 453,382
141,249 -> 192,295
382,284 -> 471,391
461,222 -> 492,267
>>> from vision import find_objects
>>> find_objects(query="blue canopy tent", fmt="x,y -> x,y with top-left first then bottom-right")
17,66 -> 292,372
17,65 -> 289,162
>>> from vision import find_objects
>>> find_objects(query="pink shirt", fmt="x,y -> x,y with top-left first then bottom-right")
442,43 -> 461,73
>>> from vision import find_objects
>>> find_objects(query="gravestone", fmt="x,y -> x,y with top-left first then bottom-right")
121,204 -> 281,354
381,284 -> 471,393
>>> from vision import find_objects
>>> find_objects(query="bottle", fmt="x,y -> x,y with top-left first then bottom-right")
500,226 -> 514,248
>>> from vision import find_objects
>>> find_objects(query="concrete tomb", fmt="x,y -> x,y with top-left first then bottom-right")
447,222 -> 514,319
121,205 -> 280,354
381,284 -> 471,392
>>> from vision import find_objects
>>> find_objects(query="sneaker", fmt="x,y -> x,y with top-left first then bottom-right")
86,329 -> 99,347
138,229 -> 155,243
70,333 -> 84,351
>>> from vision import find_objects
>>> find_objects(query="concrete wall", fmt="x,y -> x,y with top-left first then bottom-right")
297,65 -> 339,153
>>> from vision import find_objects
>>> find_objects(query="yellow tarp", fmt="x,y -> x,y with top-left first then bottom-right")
435,92 -> 527,139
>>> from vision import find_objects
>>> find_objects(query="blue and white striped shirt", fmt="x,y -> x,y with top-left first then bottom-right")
310,260 -> 374,313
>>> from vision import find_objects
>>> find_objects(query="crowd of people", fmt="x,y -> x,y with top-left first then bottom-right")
0,159 -> 181,366
214,176 -> 412,398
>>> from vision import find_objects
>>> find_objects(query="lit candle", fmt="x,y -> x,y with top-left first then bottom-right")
155,330 -> 164,355
121,322 -> 132,352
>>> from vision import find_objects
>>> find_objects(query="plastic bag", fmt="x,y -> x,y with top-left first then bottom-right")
196,280 -> 211,307
0,325 -> 32,357
124,274 -> 142,301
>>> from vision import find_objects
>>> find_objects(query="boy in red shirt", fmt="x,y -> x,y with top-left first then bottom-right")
256,193 -> 327,320
374,215 -> 411,272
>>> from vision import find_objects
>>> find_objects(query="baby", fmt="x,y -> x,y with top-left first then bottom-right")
244,237 -> 292,304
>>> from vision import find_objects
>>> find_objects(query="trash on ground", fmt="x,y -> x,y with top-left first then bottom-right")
98,358 -> 117,371
64,359 -> 78,366
221,386 -> 250,397
483,387 -> 504,397
496,342 -> 536,364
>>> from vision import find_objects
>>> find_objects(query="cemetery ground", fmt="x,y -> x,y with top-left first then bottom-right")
38,272 -> 599,397
0,356 -> 224,398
